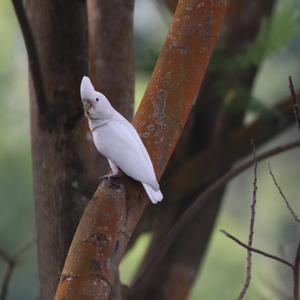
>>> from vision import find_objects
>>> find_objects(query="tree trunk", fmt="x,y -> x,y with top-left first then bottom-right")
26,1 -> 100,299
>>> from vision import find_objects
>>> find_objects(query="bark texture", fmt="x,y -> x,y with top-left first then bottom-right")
55,1 -> 228,299
26,2 -> 96,299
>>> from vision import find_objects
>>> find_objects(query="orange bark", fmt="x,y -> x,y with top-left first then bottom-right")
55,1 -> 228,299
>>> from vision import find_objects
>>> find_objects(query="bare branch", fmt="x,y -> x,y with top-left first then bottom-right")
11,0 -> 48,116
132,139 -> 300,287
294,241 -> 300,300
0,238 -> 35,300
0,249 -> 13,265
220,230 -> 294,269
0,262 -> 14,300
268,164 -> 300,224
237,141 -> 258,300
13,238 -> 36,261
289,75 -> 300,131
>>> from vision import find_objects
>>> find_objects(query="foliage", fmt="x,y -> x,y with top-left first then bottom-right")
237,1 -> 300,68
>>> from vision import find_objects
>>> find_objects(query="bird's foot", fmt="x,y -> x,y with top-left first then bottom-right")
99,174 -> 119,182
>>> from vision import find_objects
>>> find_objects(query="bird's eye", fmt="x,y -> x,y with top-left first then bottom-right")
96,98 -> 99,102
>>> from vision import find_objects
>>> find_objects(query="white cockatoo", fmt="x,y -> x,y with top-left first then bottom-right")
80,76 -> 163,204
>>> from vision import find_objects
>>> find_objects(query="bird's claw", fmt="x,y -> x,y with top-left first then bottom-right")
99,174 -> 119,182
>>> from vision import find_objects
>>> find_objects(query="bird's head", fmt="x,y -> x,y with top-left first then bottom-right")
80,76 -> 113,121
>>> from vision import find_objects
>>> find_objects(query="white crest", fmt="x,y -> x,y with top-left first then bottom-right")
80,76 -> 95,100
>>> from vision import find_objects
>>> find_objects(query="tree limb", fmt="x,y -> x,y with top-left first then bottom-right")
130,2 -> 277,297
0,238 -> 35,300
55,1 -> 228,299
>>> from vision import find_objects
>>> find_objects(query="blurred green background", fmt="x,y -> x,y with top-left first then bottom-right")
0,1 -> 300,299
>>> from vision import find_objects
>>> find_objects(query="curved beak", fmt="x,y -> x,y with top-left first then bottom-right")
83,100 -> 93,117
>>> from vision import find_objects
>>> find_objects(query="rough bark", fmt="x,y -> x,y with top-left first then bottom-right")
26,2 -> 96,299
131,1 -> 276,298
55,1 -> 228,299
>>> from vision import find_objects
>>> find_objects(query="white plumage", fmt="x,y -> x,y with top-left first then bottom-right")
80,76 -> 163,204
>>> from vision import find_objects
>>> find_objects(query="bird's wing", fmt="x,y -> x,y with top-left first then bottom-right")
94,117 -> 159,190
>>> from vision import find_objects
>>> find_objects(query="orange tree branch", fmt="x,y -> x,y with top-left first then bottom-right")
54,1 -> 228,299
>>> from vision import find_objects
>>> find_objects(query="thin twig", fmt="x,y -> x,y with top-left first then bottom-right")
294,241 -> 300,300
13,238 -> 36,261
131,139 -> 300,289
220,230 -> 294,269
288,76 -> 300,131
237,142 -> 258,300
268,164 -> 300,224
0,250 -> 13,265
0,238 -> 36,300
11,0 -> 48,116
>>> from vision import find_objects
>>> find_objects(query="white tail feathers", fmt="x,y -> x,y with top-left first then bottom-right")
142,183 -> 163,204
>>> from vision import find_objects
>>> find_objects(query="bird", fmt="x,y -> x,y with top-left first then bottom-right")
80,76 -> 163,204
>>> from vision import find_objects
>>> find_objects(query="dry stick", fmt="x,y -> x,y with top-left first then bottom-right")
268,164 -> 300,224
11,0 -> 48,116
132,139 -> 300,289
289,76 -> 300,131
219,230 -> 294,269
224,163 -> 300,299
237,142 -> 258,300
294,241 -> 300,300
0,238 -> 35,300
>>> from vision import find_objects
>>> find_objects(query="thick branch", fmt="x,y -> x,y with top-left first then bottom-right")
55,1 -> 228,299
11,0 -> 48,116
130,1 -> 277,297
